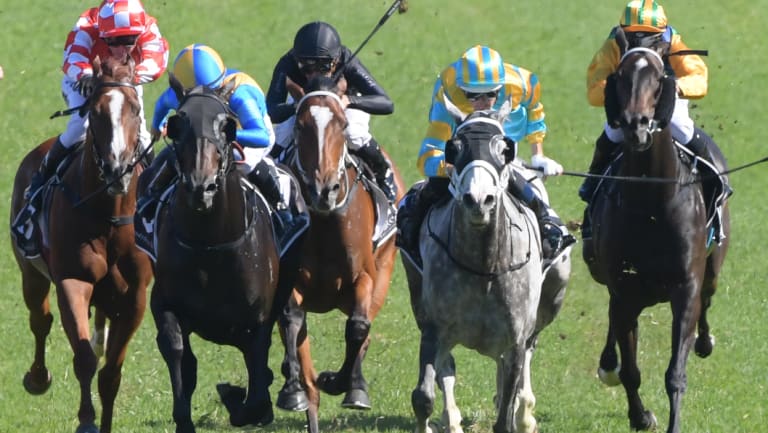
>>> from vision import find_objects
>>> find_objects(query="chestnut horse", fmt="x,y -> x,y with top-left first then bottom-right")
148,80 -> 303,433
9,57 -> 152,433
583,29 -> 730,433
276,77 -> 405,433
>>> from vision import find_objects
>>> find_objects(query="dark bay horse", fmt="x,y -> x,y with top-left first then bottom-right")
276,77 -> 405,433
148,79 -> 302,433
583,31 -> 730,433
401,111 -> 564,433
9,57 -> 152,433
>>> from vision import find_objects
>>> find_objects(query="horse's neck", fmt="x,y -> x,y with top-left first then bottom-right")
174,173 -> 249,241
621,129 -> 681,202
448,199 -> 507,271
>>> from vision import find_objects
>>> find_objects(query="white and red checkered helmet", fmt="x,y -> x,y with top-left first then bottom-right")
98,0 -> 147,39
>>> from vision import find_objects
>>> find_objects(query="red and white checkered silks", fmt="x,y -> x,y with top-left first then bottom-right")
97,0 -> 147,38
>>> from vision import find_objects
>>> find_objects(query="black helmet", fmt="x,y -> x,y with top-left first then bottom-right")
293,21 -> 341,60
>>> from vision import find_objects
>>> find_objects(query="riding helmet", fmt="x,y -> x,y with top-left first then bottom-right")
98,0 -> 147,38
620,0 -> 668,33
455,45 -> 506,93
292,21 -> 342,60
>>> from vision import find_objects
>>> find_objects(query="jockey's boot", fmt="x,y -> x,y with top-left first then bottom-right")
396,177 -> 450,268
12,137 -> 73,256
248,160 -> 298,243
507,171 -> 575,260
136,147 -> 177,221
353,139 -> 397,203
578,131 -> 618,203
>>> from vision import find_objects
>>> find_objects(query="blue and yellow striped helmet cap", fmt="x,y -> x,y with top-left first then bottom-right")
173,44 -> 226,90
456,45 -> 505,93
620,0 -> 667,33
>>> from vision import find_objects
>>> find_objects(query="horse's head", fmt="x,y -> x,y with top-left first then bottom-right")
294,76 -> 349,211
88,56 -> 142,195
447,111 -> 513,226
166,76 -> 238,212
606,27 -> 675,152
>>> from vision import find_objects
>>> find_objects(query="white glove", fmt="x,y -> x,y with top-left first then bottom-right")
530,154 -> 563,177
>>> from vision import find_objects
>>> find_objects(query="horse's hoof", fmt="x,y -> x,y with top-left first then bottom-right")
317,371 -> 346,396
229,399 -> 273,427
629,410 -> 657,431
276,388 -> 309,412
75,422 -> 99,433
597,366 -> 621,387
341,388 -> 371,410
23,370 -> 52,395
694,333 -> 715,358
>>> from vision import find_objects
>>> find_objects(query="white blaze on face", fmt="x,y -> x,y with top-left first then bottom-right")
107,89 -> 127,161
309,105 -> 333,156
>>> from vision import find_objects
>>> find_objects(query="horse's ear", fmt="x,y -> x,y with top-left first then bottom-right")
169,73 -> 185,101
219,77 -> 236,99
654,76 -> 677,128
502,137 -> 517,164
224,117 -> 237,143
445,137 -> 462,165
93,56 -> 103,78
166,113 -> 185,141
604,73 -> 621,128
615,26 -> 629,56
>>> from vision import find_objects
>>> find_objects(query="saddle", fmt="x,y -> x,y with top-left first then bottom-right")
347,154 -> 398,251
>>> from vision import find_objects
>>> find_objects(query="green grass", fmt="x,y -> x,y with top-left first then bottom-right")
1,0 -> 767,432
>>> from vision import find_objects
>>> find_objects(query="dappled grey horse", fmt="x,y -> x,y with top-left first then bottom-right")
402,111 -> 571,433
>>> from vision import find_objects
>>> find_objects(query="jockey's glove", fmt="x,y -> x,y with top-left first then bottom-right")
530,154 -> 563,177
74,75 -> 96,98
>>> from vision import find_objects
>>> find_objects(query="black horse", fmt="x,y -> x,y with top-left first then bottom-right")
583,29 -> 731,433
148,77 -> 302,433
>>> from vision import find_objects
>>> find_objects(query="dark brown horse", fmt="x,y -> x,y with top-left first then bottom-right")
149,79 -> 302,433
583,30 -> 730,433
9,57 -> 152,433
276,77 -> 405,433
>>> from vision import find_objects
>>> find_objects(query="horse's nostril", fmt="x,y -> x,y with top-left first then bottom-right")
205,183 -> 218,193
331,183 -> 341,192
484,195 -> 495,207
462,193 -> 476,207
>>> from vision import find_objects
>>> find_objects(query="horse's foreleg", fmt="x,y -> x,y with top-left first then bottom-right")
154,308 -> 197,433
277,292 -> 310,412
666,284 -> 700,433
514,347 -> 537,433
233,323 -> 274,428
57,278 -> 99,431
695,273 -> 717,358
21,269 -> 53,395
612,296 -> 657,431
493,346 -> 524,433
90,309 -> 108,359
412,323 -> 438,433
317,273 -> 374,408
598,320 -> 621,386
97,286 -> 146,433
436,351 -> 463,433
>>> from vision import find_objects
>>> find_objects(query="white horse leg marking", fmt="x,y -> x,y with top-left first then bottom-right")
515,348 -> 537,433
440,374 -> 464,433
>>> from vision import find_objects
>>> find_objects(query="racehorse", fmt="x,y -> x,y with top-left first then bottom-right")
583,28 -> 730,433
148,77 -> 303,433
275,76 -> 405,433
400,110 -> 567,433
9,56 -> 152,433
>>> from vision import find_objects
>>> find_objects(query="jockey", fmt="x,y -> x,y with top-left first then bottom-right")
12,0 -> 168,253
397,45 -> 575,263
139,44 -> 288,222
580,0 -> 730,208
265,21 -> 397,203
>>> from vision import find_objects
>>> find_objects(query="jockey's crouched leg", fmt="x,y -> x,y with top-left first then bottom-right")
352,138 -> 397,203
247,159 -> 307,247
12,136 -> 74,258
507,170 -> 575,260
135,146 -> 177,256
396,177 -> 449,268
579,131 -> 618,239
